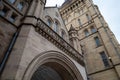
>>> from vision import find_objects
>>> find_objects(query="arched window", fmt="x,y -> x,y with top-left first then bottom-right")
61,29 -> 66,39
84,29 -> 89,36
91,26 -> 96,33
86,14 -> 91,21
94,36 -> 101,47
17,2 -> 24,11
54,21 -> 59,32
45,16 -> 53,27
7,0 -> 15,4
100,51 -> 110,67
47,19 -> 52,27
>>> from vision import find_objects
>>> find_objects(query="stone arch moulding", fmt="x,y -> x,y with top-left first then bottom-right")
45,15 -> 53,22
54,18 -> 61,26
45,15 -> 54,26
22,51 -> 84,80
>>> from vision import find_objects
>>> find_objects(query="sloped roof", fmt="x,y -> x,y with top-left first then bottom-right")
62,0 -> 72,7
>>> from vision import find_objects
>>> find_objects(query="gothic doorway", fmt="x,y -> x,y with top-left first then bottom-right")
22,51 -> 84,80
31,62 -> 74,80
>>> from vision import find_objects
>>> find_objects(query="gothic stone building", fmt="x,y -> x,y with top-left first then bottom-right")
0,0 -> 120,80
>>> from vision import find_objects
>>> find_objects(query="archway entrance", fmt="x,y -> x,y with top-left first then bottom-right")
22,51 -> 84,80
31,65 -> 62,80
31,62 -> 74,80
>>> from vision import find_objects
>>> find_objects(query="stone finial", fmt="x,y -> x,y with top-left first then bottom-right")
69,24 -> 76,31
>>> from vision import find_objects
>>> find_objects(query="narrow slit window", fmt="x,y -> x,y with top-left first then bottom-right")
61,30 -> 66,40
47,19 -> 52,27
84,29 -> 89,36
54,21 -> 59,33
100,51 -> 110,67
78,19 -> 82,27
94,36 -> 101,47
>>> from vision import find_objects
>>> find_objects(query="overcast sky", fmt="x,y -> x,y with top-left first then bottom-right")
46,0 -> 120,43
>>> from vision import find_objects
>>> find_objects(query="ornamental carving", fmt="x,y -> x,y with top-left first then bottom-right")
36,19 -> 84,66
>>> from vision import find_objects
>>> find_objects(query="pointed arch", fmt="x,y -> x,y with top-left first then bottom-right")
22,51 -> 84,80
53,18 -> 61,33
45,15 -> 53,27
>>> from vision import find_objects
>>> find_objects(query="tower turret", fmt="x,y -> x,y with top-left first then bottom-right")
69,25 -> 82,54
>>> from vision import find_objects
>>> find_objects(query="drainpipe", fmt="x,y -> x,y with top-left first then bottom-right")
0,29 -> 19,75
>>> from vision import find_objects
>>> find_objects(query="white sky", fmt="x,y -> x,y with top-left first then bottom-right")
46,0 -> 64,7
46,0 -> 120,43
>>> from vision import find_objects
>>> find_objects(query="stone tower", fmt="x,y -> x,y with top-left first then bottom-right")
60,0 -> 120,80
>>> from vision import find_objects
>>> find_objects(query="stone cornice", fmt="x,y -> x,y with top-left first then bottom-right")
36,18 -> 84,66
22,16 -> 84,66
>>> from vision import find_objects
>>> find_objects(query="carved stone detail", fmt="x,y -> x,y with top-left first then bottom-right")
35,19 -> 84,66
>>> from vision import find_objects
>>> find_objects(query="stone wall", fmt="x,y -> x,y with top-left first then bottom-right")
1,25 -> 86,80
